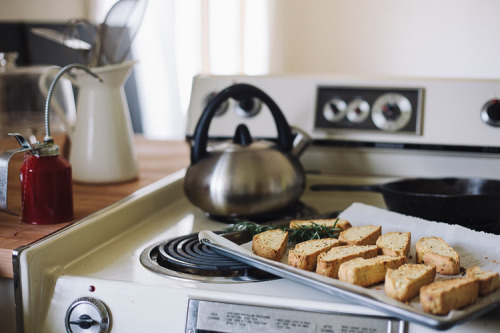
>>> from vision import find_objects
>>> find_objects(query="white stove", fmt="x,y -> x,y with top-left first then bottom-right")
13,74 -> 500,332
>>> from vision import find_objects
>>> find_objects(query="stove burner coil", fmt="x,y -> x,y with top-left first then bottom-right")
157,233 -> 250,275
140,232 -> 278,282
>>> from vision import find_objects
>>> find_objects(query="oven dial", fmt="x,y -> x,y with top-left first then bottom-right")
323,97 -> 347,122
235,97 -> 262,118
371,93 -> 412,131
65,297 -> 110,333
481,99 -> 500,127
346,98 -> 370,123
204,91 -> 229,117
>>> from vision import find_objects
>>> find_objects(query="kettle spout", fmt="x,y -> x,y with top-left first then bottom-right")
291,127 -> 312,157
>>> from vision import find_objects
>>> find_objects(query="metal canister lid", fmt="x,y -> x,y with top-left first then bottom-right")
31,142 -> 60,157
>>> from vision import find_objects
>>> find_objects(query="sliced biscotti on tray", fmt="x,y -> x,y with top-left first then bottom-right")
288,238 -> 341,271
338,225 -> 381,245
252,229 -> 289,261
316,245 -> 379,278
338,255 -> 407,286
376,231 -> 411,257
384,264 -> 436,302
420,277 -> 479,315
466,266 -> 500,296
289,218 -> 352,231
416,237 -> 460,275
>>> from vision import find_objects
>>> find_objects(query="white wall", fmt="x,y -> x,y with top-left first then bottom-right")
269,0 -> 500,79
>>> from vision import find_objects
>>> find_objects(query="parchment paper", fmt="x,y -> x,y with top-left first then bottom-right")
199,202 -> 500,328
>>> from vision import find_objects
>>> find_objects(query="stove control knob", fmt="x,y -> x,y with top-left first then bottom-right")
65,297 -> 110,333
323,97 -> 347,122
372,93 -> 412,131
204,92 -> 229,117
235,97 -> 262,118
346,98 -> 370,123
481,99 -> 500,127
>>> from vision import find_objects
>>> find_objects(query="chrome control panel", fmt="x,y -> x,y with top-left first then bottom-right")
186,299 -> 406,333
315,86 -> 423,134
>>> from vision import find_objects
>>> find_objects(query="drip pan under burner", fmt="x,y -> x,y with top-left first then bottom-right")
140,232 -> 278,283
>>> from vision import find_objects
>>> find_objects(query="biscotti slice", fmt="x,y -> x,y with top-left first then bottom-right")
416,237 -> 460,275
290,218 -> 352,231
466,266 -> 500,296
338,225 -> 381,245
252,229 -> 288,261
338,255 -> 407,286
316,245 -> 379,278
288,238 -> 341,271
385,264 -> 436,302
376,232 -> 411,257
420,278 -> 479,315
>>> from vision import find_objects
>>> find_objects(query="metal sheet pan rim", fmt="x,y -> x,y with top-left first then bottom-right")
199,216 -> 500,330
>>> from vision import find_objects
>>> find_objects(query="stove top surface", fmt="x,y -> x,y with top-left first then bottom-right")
42,172 -> 500,285
15,172 -> 500,332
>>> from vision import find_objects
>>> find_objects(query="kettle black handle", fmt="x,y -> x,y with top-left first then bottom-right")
191,83 -> 293,164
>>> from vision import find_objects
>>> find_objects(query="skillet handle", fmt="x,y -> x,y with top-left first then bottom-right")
310,184 -> 382,192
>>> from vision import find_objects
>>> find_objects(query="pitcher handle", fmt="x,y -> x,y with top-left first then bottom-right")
0,148 -> 29,215
38,66 -> 77,140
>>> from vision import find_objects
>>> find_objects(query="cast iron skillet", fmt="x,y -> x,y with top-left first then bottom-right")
310,178 -> 500,227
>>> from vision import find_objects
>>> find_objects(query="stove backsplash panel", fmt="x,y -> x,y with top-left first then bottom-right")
187,75 -> 500,178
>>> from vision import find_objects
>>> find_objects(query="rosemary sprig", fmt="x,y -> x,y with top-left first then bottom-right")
223,219 -> 341,244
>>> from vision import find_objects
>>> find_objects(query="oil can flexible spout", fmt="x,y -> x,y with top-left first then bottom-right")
44,64 -> 102,144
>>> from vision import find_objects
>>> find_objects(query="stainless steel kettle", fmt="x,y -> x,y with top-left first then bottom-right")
184,83 -> 311,217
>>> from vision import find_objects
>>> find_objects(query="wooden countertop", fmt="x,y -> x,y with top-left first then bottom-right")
0,135 -> 190,278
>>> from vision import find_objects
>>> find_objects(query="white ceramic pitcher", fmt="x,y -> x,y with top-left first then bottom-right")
39,60 -> 138,183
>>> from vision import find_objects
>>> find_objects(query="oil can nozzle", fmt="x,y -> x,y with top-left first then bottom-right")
43,64 -> 102,145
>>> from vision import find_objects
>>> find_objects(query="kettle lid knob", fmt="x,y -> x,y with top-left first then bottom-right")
233,124 -> 253,146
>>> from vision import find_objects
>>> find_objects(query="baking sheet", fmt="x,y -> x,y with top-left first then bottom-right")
199,202 -> 500,330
